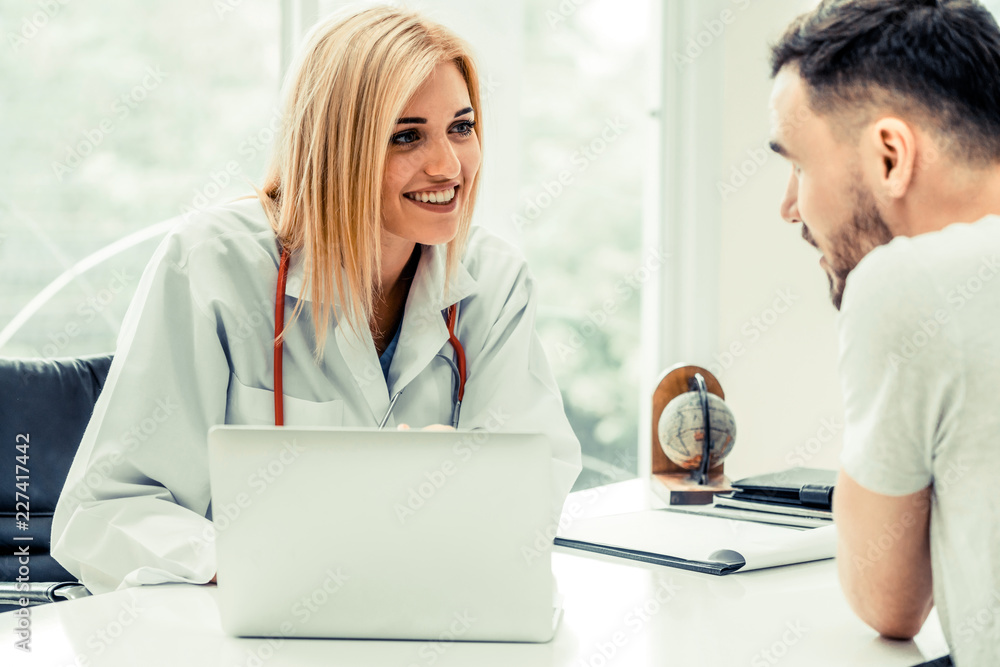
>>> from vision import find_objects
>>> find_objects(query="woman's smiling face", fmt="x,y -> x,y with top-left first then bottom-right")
381,61 -> 481,246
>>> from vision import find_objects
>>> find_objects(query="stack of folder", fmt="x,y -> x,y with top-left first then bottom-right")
712,467 -> 835,528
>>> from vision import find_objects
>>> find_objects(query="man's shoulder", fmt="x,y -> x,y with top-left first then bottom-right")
840,235 -> 939,320
907,216 -> 1000,284
842,216 -> 1000,315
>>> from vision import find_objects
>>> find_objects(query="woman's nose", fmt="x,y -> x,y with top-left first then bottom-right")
424,136 -> 461,179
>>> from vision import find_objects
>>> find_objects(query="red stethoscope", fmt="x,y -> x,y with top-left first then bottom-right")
272,246 -> 466,428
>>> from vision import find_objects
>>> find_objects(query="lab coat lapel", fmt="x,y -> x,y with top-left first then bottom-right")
334,320 -> 390,425
279,244 -> 476,422
389,243 -> 477,396
282,249 -> 390,425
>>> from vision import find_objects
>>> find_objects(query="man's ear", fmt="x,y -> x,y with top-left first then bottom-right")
869,117 -> 916,202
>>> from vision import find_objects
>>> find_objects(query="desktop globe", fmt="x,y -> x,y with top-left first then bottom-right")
657,390 -> 736,471
650,364 -> 736,504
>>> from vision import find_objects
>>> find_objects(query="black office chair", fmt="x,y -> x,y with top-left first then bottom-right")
0,354 -> 113,612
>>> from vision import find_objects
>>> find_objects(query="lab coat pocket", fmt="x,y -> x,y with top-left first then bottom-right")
226,375 -> 345,426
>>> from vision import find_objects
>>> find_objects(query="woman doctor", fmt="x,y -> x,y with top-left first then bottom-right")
51,6 -> 582,594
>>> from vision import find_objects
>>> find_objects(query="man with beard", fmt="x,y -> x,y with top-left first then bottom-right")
768,0 -> 1000,663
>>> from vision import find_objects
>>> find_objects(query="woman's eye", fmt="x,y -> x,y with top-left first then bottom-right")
452,120 -> 475,137
391,129 -> 420,145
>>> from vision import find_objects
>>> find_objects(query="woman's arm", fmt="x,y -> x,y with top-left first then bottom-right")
457,264 -> 583,522
51,230 -> 230,594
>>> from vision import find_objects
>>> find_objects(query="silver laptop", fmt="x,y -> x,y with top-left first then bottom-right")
206,426 -> 558,642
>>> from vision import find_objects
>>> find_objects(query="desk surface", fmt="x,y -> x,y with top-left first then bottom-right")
1,479 -> 950,667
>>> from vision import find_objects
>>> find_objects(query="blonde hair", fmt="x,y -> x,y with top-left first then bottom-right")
254,5 -> 483,355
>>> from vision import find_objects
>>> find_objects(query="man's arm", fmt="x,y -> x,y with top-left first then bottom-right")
833,469 -> 933,639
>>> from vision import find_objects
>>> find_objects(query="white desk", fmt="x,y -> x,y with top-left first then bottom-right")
1,480 -> 950,666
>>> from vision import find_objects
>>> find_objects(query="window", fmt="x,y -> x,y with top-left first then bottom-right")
0,0 -> 280,357
2,0 -> 654,492
517,1 -> 653,489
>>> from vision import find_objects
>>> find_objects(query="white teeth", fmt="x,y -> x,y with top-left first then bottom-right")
407,187 -> 456,204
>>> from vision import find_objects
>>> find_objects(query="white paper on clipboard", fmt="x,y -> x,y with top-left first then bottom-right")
555,510 -> 837,574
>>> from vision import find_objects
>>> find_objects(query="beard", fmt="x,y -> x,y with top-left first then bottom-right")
806,184 -> 893,310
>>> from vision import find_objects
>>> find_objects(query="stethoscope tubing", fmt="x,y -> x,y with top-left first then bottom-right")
272,246 -> 466,429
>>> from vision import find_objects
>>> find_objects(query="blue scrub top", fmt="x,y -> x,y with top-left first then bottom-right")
379,322 -> 401,380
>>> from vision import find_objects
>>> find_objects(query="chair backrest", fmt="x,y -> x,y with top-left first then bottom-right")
0,355 -> 113,582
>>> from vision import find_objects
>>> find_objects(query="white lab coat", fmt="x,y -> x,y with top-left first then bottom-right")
50,197 -> 582,594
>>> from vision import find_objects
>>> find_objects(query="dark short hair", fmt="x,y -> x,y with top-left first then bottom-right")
771,0 -> 1000,163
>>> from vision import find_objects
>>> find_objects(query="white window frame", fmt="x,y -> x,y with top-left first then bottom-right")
640,0 -> 725,478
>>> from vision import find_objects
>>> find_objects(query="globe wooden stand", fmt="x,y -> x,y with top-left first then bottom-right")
651,364 -> 733,506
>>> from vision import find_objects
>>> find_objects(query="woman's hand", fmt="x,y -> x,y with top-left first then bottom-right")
396,424 -> 455,431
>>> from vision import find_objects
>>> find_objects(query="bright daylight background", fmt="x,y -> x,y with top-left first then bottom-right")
4,0 -> 998,490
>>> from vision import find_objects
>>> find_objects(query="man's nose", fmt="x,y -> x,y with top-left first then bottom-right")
780,170 -> 800,224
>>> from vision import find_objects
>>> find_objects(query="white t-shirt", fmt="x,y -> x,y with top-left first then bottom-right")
838,215 -> 1000,666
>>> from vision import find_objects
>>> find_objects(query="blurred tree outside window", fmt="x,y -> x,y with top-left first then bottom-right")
518,0 -> 652,490
0,0 -> 280,358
